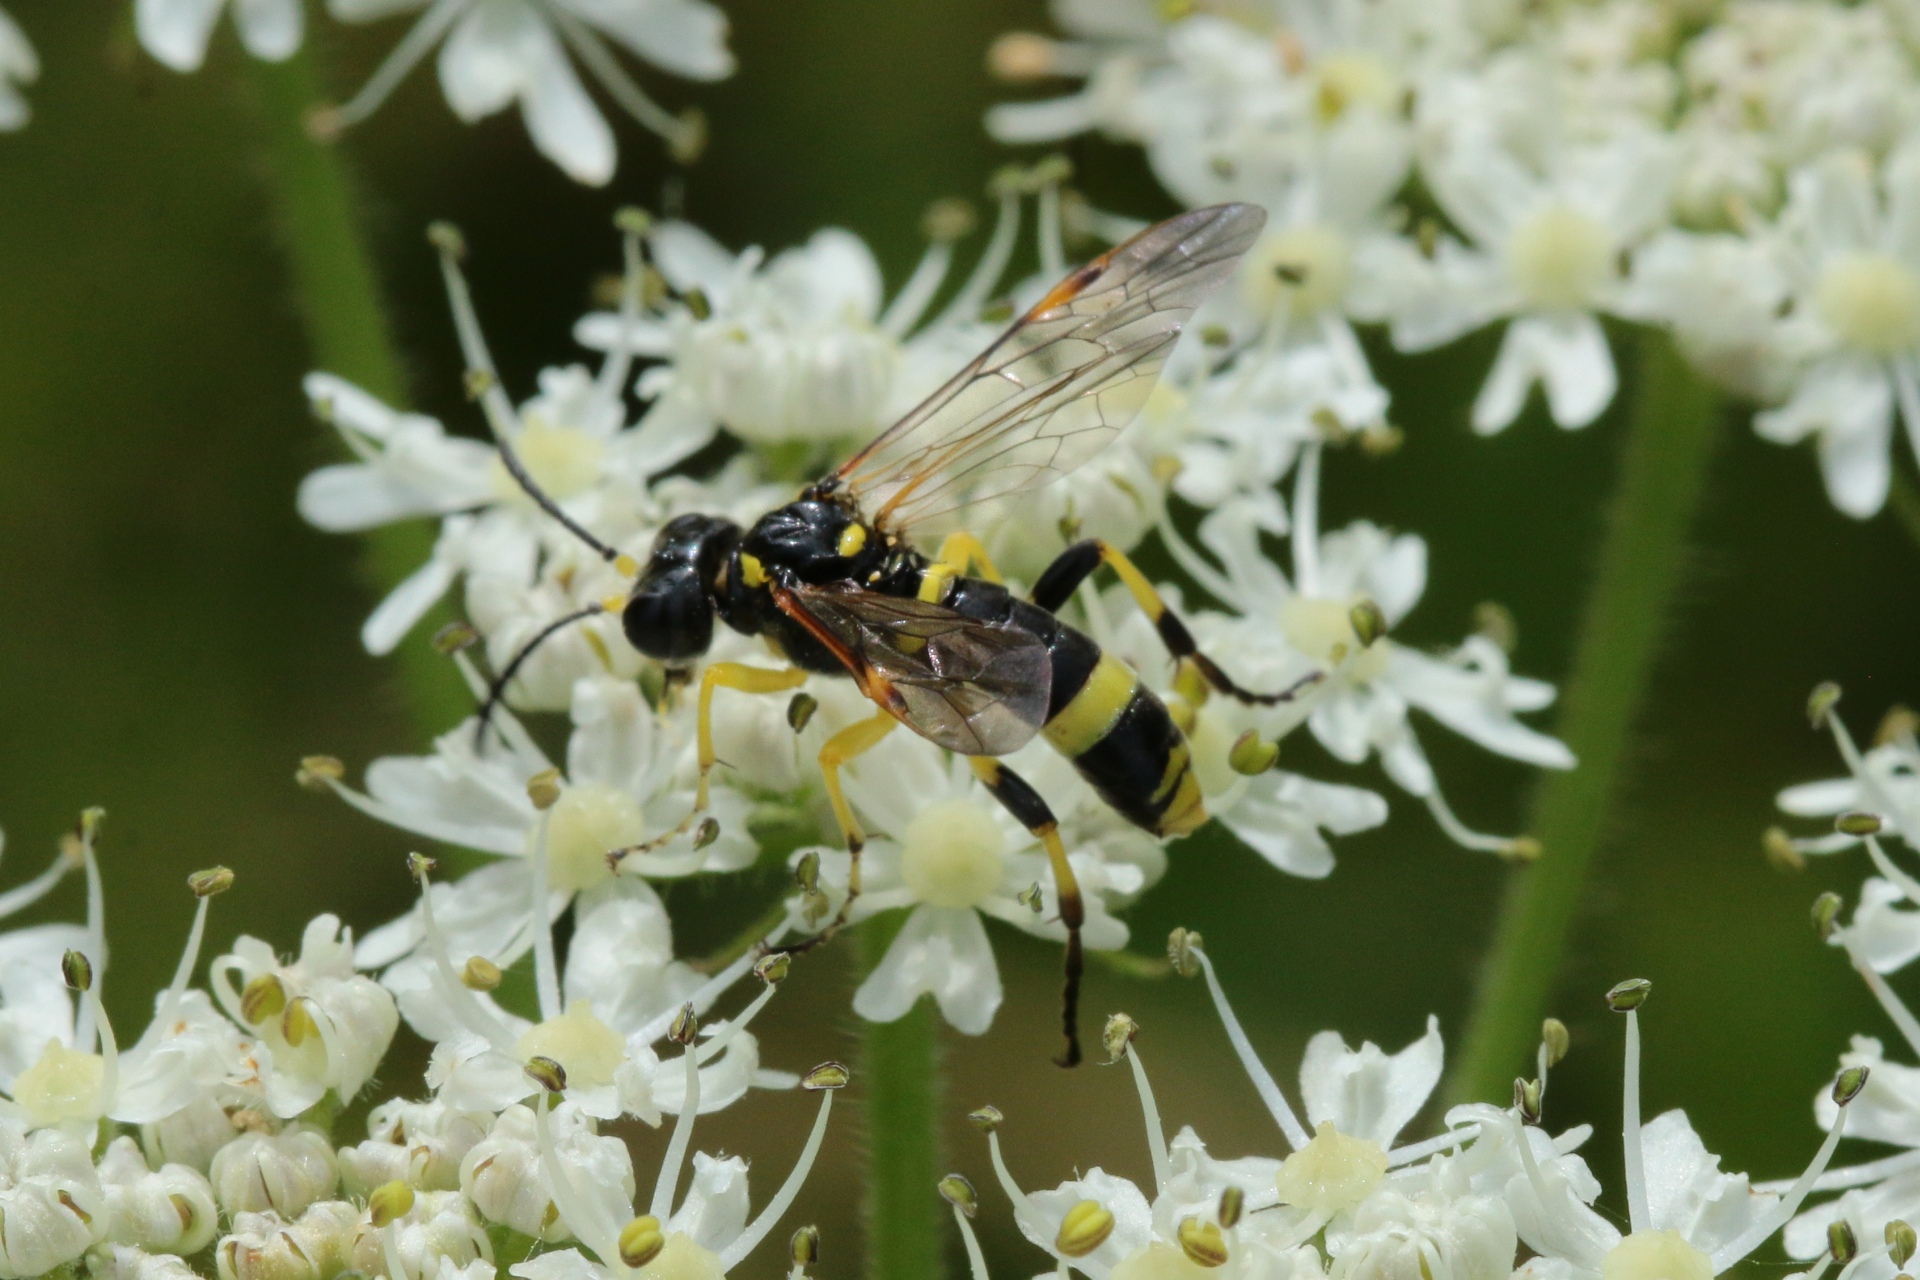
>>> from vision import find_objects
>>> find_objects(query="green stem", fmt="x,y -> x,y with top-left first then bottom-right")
859,921 -> 946,1280
240,44 -> 468,735
1446,328 -> 1721,1107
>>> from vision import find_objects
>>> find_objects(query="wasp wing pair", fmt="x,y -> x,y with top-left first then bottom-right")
775,202 -> 1266,757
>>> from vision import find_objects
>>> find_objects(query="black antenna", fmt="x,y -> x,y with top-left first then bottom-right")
487,427 -> 633,571
474,603 -> 606,749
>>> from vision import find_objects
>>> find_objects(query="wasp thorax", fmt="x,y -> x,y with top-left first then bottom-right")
742,501 -> 876,585
533,783 -> 645,892
900,799 -> 1007,909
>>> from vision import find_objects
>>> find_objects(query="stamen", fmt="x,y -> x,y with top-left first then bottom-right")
1828,713 -> 1920,848
984,1130 -> 1030,1211
1126,1045 -> 1172,1194
881,240 -> 956,339
1758,1146 -> 1920,1195
1154,512 -> 1242,605
952,1202 -> 992,1280
1843,935 -> 1920,1060
1622,1008 -> 1650,1233
718,1089 -> 836,1269
1511,1113 -> 1600,1269
1193,948 -> 1310,1150
930,190 -> 1021,332
75,836 -> 105,1052
695,982 -> 780,1067
593,218 -> 648,406
431,233 -> 529,448
382,1219 -> 414,1280
329,0 -> 466,128
0,849 -> 78,921
529,812 -> 562,1023
650,1046 -> 703,1220
1424,788 -> 1524,855
545,8 -> 695,149
79,980 -> 119,1118
532,1089 -> 623,1263
1709,1098 -> 1855,1272
1864,836 -> 1920,905
1037,179 -> 1066,281
1292,442 -> 1323,596
1387,1123 -> 1483,1168
153,890 -> 212,1038
414,862 -> 518,1054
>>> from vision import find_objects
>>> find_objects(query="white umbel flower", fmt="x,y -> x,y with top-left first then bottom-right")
461,1101 -> 632,1242
0,1118 -> 108,1278
338,1099 -> 491,1196
208,1129 -> 338,1219
0,8 -> 36,131
321,0 -> 734,182
98,1136 -> 218,1254
347,1188 -> 492,1279
136,0 -> 302,72
215,1201 -> 360,1280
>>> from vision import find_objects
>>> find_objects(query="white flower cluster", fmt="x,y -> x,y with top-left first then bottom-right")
1764,684 -> 1920,1277
295,185 -> 1571,1044
0,812 -> 841,1280
129,0 -> 729,181
990,0 -> 1920,518
947,931 -> 1858,1280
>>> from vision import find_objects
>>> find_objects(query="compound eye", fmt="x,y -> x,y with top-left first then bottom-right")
622,569 -> 713,661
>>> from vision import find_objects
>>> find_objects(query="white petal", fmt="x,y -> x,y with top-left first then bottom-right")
235,0 -> 303,59
562,0 -> 734,80
362,554 -> 459,655
851,906 -> 1003,1035
1536,312 -> 1618,429
136,0 -> 226,72
517,30 -> 616,185
1299,1015 -> 1443,1148
438,0 -> 529,120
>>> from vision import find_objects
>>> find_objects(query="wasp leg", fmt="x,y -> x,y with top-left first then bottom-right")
918,530 -> 1006,604
967,756 -> 1084,1068
1031,539 -> 1319,706
609,662 -> 807,869
774,710 -> 898,955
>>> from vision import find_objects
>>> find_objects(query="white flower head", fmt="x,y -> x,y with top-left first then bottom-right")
0,8 -> 36,130
215,1201 -> 360,1280
338,1098 -> 492,1195
98,1135 -> 218,1255
208,1128 -> 339,1219
136,0 -> 302,73
0,1118 -> 107,1276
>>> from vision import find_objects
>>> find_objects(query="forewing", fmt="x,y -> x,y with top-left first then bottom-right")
830,202 -> 1266,532
780,584 -> 1052,756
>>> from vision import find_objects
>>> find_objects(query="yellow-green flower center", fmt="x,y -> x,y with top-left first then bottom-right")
514,1001 -> 625,1091
1816,252 -> 1920,355
11,1040 -> 103,1126
1279,597 -> 1390,682
899,798 -> 1007,909
1506,204 -> 1614,311
1601,1230 -> 1714,1280
1275,1120 -> 1387,1215
536,782 -> 646,893
490,421 -> 606,504
1242,224 -> 1353,321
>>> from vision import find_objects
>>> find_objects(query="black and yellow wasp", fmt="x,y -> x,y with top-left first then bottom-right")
482,201 -> 1309,1064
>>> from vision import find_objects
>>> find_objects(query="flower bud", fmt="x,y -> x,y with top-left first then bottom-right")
1178,1217 -> 1229,1268
210,1131 -> 338,1219
1056,1200 -> 1115,1257
1605,979 -> 1651,1012
1835,1066 -> 1871,1105
1814,892 -> 1844,941
1837,812 -> 1884,836
523,1057 -> 567,1094
967,1106 -> 1002,1134
938,1175 -> 978,1218
1542,1018 -> 1570,1067
62,949 -> 92,992
1228,731 -> 1279,775
217,1202 -> 358,1280
1809,682 -> 1842,728
189,867 -> 234,898
791,1224 -> 821,1269
803,1061 -> 850,1091
1167,928 -> 1203,978
461,957 -> 501,992
527,769 -> 563,811
1103,1013 -> 1139,1064
1829,1220 -> 1858,1264
619,1215 -> 665,1267
295,757 -> 344,792
1217,1186 -> 1243,1230
1349,599 -> 1387,648
1888,1221 -> 1915,1268
368,1181 -> 414,1230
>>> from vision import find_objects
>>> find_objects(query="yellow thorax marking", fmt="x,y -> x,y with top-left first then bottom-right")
740,553 -> 768,589
1043,653 -> 1139,757
918,563 -> 957,604
838,523 -> 869,558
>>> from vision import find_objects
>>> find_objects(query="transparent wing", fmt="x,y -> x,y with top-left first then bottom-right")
828,202 -> 1266,533
775,583 -> 1052,757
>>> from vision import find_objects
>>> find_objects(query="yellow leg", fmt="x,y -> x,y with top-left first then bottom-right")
695,663 -> 810,808
934,531 -> 1004,584
778,711 -> 897,953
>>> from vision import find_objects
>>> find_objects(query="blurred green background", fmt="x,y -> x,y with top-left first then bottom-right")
0,3 -> 1915,1275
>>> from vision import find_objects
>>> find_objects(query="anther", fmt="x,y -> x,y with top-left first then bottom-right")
462,368 -> 494,400
1502,836 -> 1544,863
1765,826 -> 1806,871
787,693 -> 819,734
1103,1013 -> 1139,1064
1029,154 -> 1074,186
619,1215 -> 666,1267
967,1105 -> 1002,1134
1473,601 -> 1518,653
524,1056 -> 567,1094
1605,978 -> 1651,1012
1814,892 -> 1844,941
189,867 -> 234,898
1349,599 -> 1388,648
408,852 -> 437,883
1835,1066 -> 1871,1105
668,1003 -> 698,1046
1056,1201 -> 1115,1257
1889,1220 -> 1916,1268
1228,731 -> 1280,775
692,817 -> 721,850
425,221 -> 466,259
60,950 -> 92,993
790,1225 -> 821,1268
1167,928 -> 1204,978
296,756 -> 344,791
240,974 -> 286,1024
613,207 -> 653,237
281,998 -> 320,1047
669,108 -> 708,165
683,287 -> 713,322
1217,1186 -> 1243,1229
1830,1220 -> 1859,1265
1514,1077 -> 1543,1125
369,1180 -> 415,1229
1837,812 -> 1884,836
1173,660 -> 1211,708
1542,1018 -> 1570,1067
802,1061 -> 850,1091
923,198 -> 977,243
1878,706 -> 1920,746
431,621 -> 478,655
986,32 -> 1058,81
938,1174 -> 978,1218
1178,1217 -> 1229,1267
462,957 -> 502,991
1017,882 -> 1043,914
753,952 -> 791,985
527,769 -> 563,811
1809,682 -> 1843,728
